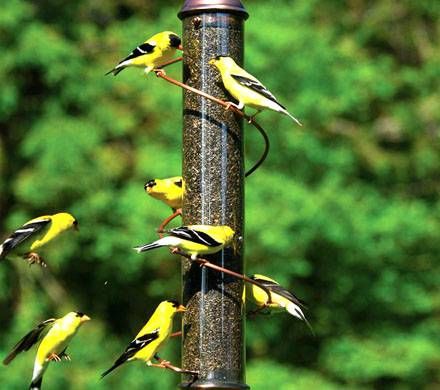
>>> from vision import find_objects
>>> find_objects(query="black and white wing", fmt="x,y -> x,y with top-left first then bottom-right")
0,218 -> 51,259
101,329 -> 160,377
3,318 -> 55,365
252,277 -> 307,308
231,74 -> 286,109
168,227 -> 222,247
118,42 -> 156,64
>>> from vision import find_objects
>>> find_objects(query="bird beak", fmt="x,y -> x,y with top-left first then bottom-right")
176,305 -> 186,313
81,315 -> 91,323
178,44 -> 184,51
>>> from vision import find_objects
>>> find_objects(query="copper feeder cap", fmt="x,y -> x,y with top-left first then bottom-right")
179,0 -> 249,19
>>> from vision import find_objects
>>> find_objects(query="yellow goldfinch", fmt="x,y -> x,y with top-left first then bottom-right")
209,56 -> 301,125
248,274 -> 312,331
0,212 -> 78,266
134,225 -> 235,260
144,177 -> 184,211
3,311 -> 90,390
106,31 -> 182,76
101,300 -> 185,377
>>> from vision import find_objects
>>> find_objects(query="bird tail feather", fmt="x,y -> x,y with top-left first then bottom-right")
105,66 -> 124,76
101,361 -> 123,378
283,109 -> 302,126
286,302 -> 314,335
133,242 -> 162,253
29,377 -> 43,390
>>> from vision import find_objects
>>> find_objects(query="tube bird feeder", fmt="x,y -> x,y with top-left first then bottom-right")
178,0 -> 249,388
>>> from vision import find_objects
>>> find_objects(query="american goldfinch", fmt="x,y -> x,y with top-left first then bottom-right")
247,274 -> 312,330
209,56 -> 301,125
144,177 -> 183,211
106,31 -> 182,76
134,225 -> 235,260
0,212 -> 78,266
101,300 -> 185,377
3,311 -> 90,390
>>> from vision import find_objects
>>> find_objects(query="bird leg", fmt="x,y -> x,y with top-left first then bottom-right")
46,353 -> 62,362
170,331 -> 182,338
170,247 -> 180,255
25,252 -> 47,267
158,208 -> 182,237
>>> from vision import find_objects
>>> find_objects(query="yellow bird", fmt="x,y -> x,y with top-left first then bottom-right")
134,225 -> 235,260
3,311 -> 90,390
144,177 -> 183,211
101,300 -> 185,377
0,212 -> 78,266
209,56 -> 301,125
106,31 -> 182,76
247,274 -> 312,331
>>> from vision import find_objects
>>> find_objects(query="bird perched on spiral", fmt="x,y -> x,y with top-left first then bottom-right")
247,274 -> 313,333
134,225 -> 235,260
101,300 -> 185,377
209,56 -> 301,125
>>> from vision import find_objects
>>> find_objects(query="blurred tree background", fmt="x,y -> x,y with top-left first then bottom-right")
0,0 -> 439,388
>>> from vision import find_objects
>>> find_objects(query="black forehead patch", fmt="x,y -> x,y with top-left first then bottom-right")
144,180 -> 156,189
169,34 -> 181,48
167,299 -> 180,308
73,220 -> 78,226
75,312 -> 85,317
174,179 -> 183,188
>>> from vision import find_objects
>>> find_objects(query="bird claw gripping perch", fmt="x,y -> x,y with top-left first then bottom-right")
154,69 -> 167,77
25,253 -> 47,268
46,353 -> 62,362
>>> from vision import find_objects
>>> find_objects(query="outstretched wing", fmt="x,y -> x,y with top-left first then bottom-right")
101,329 -> 160,377
118,42 -> 156,64
0,218 -> 51,258
252,278 -> 307,308
3,318 -> 55,365
231,74 -> 285,109
168,227 -> 222,247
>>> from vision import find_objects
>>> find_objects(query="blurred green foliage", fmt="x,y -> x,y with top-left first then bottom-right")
0,0 -> 439,388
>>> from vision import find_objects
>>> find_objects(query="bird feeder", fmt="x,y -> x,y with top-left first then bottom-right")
178,0 -> 249,388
